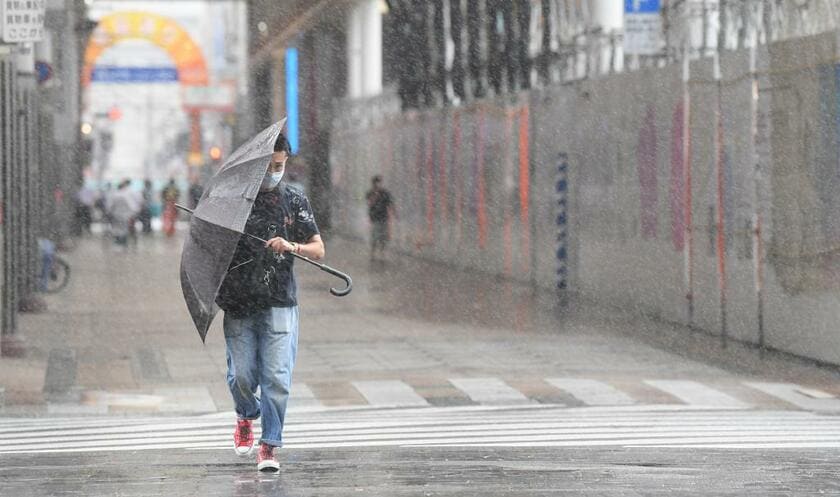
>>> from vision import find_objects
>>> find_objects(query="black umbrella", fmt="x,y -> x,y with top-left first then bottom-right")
179,120 -> 351,342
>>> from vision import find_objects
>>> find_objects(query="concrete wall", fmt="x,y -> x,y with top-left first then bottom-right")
331,30 -> 840,366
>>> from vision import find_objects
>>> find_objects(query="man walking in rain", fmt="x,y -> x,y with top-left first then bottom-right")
215,133 -> 324,471
365,175 -> 395,261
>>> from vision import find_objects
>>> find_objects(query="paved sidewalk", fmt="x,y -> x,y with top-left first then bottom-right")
1,229 -> 839,416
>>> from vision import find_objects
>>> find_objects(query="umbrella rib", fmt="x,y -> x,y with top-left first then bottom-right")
228,258 -> 255,272
218,151 -> 273,174
182,268 -> 209,316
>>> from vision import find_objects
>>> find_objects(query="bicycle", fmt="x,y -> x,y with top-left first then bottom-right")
43,255 -> 70,294
37,238 -> 71,294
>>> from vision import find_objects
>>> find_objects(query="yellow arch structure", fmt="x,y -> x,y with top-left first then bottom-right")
82,11 -> 208,87
82,11 -> 209,165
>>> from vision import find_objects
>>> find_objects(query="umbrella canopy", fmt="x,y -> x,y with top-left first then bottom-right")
180,119 -> 286,342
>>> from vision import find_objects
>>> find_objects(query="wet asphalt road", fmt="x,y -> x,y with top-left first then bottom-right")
2,445 -> 839,496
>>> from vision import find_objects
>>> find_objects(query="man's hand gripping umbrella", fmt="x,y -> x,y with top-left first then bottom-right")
176,203 -> 352,297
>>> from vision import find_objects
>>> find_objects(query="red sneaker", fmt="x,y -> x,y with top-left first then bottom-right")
233,419 -> 254,456
256,443 -> 279,472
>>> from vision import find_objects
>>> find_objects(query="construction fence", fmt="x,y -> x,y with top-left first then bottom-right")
331,29 -> 840,365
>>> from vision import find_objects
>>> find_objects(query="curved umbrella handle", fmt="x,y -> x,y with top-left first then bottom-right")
288,252 -> 353,297
327,269 -> 353,297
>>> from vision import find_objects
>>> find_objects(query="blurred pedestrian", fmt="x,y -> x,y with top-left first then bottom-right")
94,184 -> 112,229
107,179 -> 139,248
161,178 -> 180,237
188,177 -> 204,210
215,133 -> 324,472
75,184 -> 95,235
365,175 -> 395,261
127,181 -> 142,245
139,179 -> 154,234
37,238 -> 55,292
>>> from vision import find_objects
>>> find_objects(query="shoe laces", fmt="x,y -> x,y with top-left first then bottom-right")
236,420 -> 252,442
259,444 -> 274,459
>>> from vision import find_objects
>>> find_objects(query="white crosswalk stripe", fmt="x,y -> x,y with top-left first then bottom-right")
545,378 -> 635,406
645,380 -> 750,408
4,404 -> 840,454
351,380 -> 429,407
744,382 -> 840,412
448,378 -> 531,404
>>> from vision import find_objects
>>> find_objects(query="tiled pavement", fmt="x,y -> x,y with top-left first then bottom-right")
2,230 -> 840,418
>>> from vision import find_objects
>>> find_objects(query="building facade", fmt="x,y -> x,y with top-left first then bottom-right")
1,0 -> 88,356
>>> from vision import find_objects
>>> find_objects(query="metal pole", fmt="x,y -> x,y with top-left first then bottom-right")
713,51 -> 728,348
22,80 -> 36,299
450,0 -> 466,100
13,81 -> 23,304
702,0 -> 709,56
539,0 -> 551,84
1,52 -> 25,356
749,44 -> 765,356
433,0 -> 446,103
467,0 -> 486,98
0,56 -> 13,351
146,90 -> 152,180
682,43 -> 694,326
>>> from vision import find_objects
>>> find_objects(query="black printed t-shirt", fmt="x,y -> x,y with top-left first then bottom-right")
216,183 -> 319,314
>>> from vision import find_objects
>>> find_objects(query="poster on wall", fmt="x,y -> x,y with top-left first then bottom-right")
1,0 -> 45,43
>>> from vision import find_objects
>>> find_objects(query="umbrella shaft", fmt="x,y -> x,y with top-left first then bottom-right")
176,202 -> 350,288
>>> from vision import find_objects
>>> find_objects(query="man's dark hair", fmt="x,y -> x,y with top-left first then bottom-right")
372,175 -> 382,184
274,133 -> 291,154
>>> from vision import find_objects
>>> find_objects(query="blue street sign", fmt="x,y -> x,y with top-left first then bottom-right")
285,48 -> 299,154
35,61 -> 52,83
625,0 -> 660,14
91,66 -> 179,83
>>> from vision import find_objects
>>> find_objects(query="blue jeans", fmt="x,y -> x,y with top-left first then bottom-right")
37,238 -> 55,292
223,306 -> 299,447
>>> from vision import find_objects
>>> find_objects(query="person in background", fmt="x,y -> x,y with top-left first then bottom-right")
107,179 -> 139,249
161,178 -> 180,237
188,176 -> 204,210
365,175 -> 396,262
95,184 -> 112,231
75,184 -> 96,235
139,179 -> 154,234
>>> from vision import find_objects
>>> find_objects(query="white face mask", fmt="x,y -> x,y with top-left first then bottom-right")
261,171 -> 284,190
